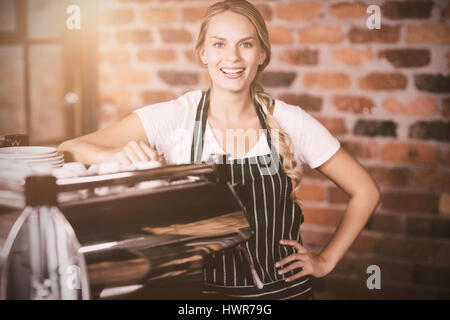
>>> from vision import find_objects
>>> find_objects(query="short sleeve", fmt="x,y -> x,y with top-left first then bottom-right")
275,101 -> 341,169
133,98 -> 185,156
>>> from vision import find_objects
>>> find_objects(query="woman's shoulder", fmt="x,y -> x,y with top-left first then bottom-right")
272,97 -> 307,130
136,89 -> 202,111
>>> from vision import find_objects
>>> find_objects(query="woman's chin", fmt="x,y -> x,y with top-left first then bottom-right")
214,80 -> 250,93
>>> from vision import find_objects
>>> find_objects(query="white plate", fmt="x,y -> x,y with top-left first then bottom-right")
12,154 -> 64,163
0,151 -> 60,159
0,146 -> 57,156
0,158 -> 63,166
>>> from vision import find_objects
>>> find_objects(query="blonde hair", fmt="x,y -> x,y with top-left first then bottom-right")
194,0 -> 303,206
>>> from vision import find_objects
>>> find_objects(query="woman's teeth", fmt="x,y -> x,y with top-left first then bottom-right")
220,68 -> 245,74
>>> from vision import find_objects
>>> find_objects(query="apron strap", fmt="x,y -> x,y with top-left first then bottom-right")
190,89 -> 210,163
190,88 -> 277,164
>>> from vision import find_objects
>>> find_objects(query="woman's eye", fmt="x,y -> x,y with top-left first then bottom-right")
213,42 -> 224,48
241,42 -> 253,48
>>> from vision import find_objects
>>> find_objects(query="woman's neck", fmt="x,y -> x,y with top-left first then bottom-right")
208,85 -> 254,123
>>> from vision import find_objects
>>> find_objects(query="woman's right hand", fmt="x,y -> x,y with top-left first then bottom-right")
101,140 -> 166,166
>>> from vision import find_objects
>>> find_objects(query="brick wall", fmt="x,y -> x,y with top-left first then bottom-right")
97,0 -> 450,299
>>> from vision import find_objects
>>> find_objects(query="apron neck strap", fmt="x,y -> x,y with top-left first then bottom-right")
190,88 -> 274,163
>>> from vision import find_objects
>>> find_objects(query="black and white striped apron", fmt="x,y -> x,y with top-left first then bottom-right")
191,89 -> 313,300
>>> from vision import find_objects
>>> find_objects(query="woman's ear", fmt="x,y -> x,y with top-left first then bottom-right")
200,48 -> 207,64
259,50 -> 267,65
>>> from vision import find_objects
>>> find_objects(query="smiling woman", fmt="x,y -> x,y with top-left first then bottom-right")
58,0 -> 381,300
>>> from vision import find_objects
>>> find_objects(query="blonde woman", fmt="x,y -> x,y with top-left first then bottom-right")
59,0 -> 381,300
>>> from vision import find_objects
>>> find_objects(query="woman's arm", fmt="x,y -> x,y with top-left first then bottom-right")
276,147 -> 381,279
313,147 -> 381,272
58,113 -> 163,165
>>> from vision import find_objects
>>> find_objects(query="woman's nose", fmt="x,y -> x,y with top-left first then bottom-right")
223,45 -> 241,61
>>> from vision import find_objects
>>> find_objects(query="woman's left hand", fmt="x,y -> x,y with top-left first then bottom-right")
275,239 -> 334,281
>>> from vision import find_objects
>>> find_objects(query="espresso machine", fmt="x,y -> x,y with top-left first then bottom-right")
0,161 -> 253,299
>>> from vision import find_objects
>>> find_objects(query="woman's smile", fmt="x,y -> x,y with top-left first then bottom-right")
220,67 -> 246,79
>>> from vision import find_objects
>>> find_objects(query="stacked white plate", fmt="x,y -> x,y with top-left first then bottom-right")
0,146 -> 64,169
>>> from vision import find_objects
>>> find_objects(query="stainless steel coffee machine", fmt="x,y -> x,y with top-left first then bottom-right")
0,162 -> 253,299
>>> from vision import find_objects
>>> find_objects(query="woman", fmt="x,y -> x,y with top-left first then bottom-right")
59,0 -> 381,300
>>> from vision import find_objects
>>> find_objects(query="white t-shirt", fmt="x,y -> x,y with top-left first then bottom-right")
134,89 -> 340,169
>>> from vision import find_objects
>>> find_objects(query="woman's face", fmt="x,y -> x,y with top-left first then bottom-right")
200,11 -> 266,93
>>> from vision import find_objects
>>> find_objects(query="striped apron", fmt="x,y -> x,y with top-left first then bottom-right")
191,89 -> 313,300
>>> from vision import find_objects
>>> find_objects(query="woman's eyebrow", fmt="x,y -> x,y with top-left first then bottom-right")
211,36 -> 256,41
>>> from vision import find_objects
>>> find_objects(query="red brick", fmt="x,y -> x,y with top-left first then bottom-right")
382,1 -> 433,19
301,225 -> 334,247
414,74 -> 450,93
349,25 -> 400,43
278,93 -> 322,112
329,2 -> 367,19
332,255 -> 355,274
279,49 -> 318,66
115,68 -> 151,85
332,95 -> 374,114
296,183 -> 326,202
200,70 -> 211,87
413,168 -> 450,192
442,98 -> 450,118
367,166 -> 410,187
314,117 -> 348,135
444,4 -> 450,19
331,48 -> 373,66
99,89 -> 133,107
348,232 -> 379,254
116,30 -> 153,43
260,71 -> 296,87
340,140 -> 378,159
158,71 -> 198,85
184,50 -> 197,64
358,73 -> 408,91
99,49 -> 131,65
100,9 -> 134,25
381,191 -> 439,213
377,235 -> 437,263
370,212 -> 404,233
268,25 -> 293,45
314,276 -> 375,299
405,216 -> 450,239
303,207 -> 345,227
412,265 -> 450,287
182,7 -> 208,22
446,51 -> 450,68
137,49 -> 176,64
160,28 -> 193,43
406,24 -> 450,44
255,4 -> 273,21
378,48 -> 430,68
277,2 -> 322,21
384,96 -> 438,116
303,72 -> 351,90
142,8 -> 177,25
378,259 -> 414,285
140,90 -> 176,105
301,166 -> 328,181
445,150 -> 450,167
329,186 -> 350,204
298,25 -> 344,44
440,193 -> 450,215
436,241 -> 450,265
381,142 -> 439,165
